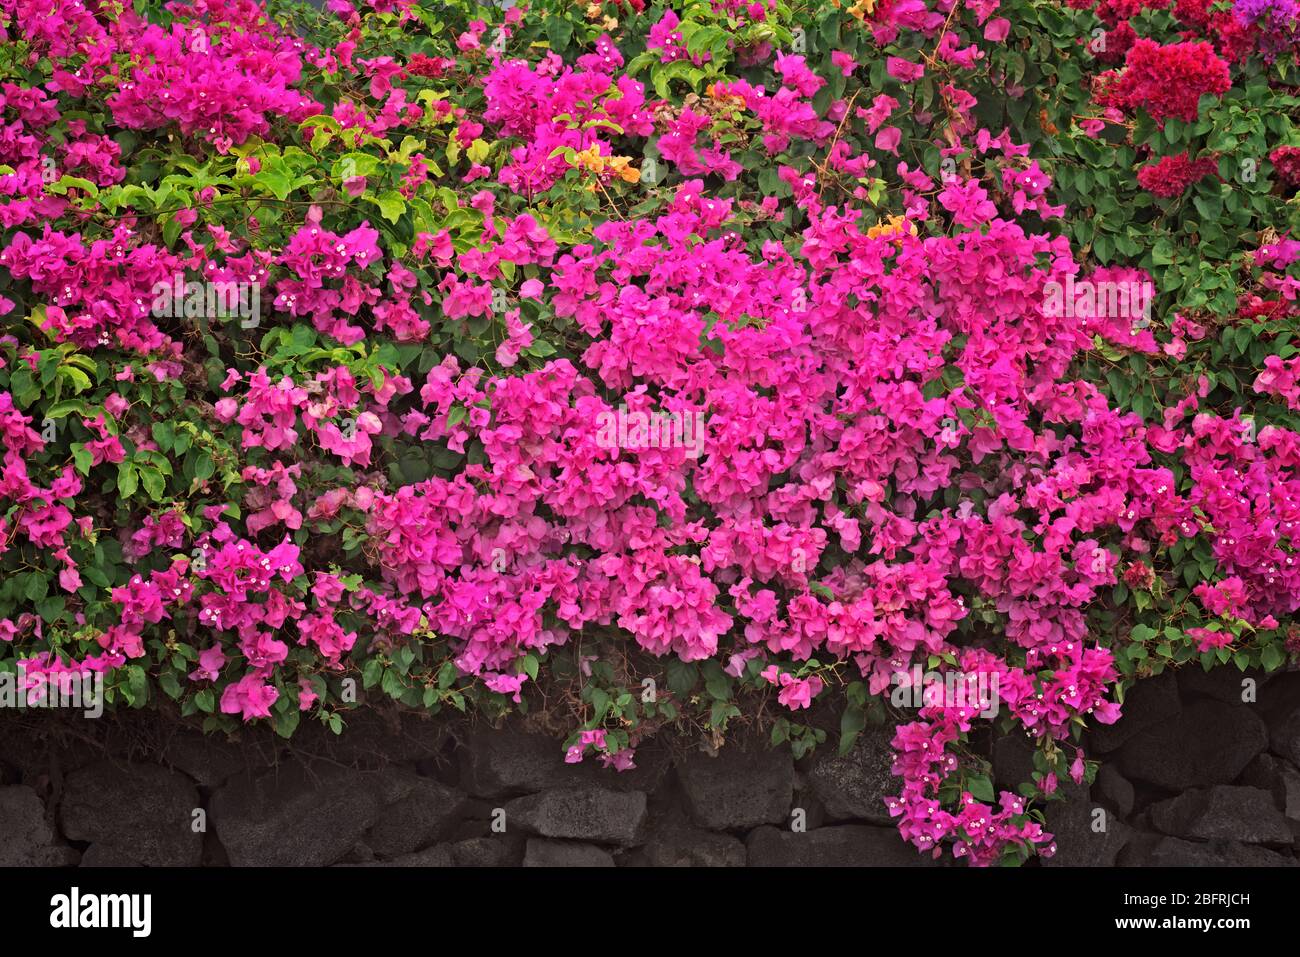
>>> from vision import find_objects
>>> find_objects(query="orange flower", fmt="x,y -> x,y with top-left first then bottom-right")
572,145 -> 639,184
866,214 -> 916,243
607,156 -> 640,183
573,145 -> 606,174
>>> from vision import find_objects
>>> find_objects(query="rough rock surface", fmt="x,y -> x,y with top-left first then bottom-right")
6,676 -> 1300,868
504,787 -> 647,845
211,763 -> 385,867
61,761 -> 201,866
805,725 -> 897,823
1148,786 -> 1292,844
643,821 -> 746,867
1268,706 -> 1300,768
522,839 -> 616,867
1094,764 -> 1135,817
77,843 -> 144,866
0,786 -> 76,866
677,745 -> 793,830
160,730 -> 259,788
1041,783 -> 1133,867
746,825 -> 937,866
1139,837 -> 1296,867
352,846 -> 454,867
364,772 -> 466,857
446,836 -> 525,867
1089,671 -> 1180,753
1117,700 -> 1267,789
1280,766 -> 1300,822
1239,752 -> 1288,802
1258,673 -> 1300,724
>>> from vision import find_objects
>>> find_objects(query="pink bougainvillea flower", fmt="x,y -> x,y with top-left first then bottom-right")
219,674 -> 279,721
189,645 -> 226,683
483,672 -> 529,702
776,673 -> 824,710
887,57 -> 925,82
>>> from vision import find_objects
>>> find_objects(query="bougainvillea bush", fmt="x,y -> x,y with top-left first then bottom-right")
2,0 -> 1299,865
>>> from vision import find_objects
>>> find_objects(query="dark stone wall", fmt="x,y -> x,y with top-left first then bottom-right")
3,668 -> 1299,866
1068,667 -> 1300,866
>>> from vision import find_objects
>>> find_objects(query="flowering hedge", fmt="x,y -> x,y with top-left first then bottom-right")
1,0 -> 1299,865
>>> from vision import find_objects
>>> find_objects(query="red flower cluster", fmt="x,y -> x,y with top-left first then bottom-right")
1096,38 -> 1232,122
1271,145 -> 1300,188
1074,0 -> 1171,24
405,53 -> 455,79
1069,0 -> 1260,63
1095,21 -> 1138,65
1238,294 -> 1289,321
1136,151 -> 1219,196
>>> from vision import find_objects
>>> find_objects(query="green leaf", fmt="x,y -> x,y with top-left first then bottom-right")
72,447 -> 94,476
967,774 -> 996,803
1130,623 -> 1157,642
520,653 -> 539,680
373,190 -> 407,224
437,661 -> 458,689
124,665 -> 148,708
839,704 -> 866,755
57,366 -> 92,393
140,466 -> 165,502
703,663 -> 731,701
256,155 -> 296,200
381,668 -> 404,698
44,399 -> 92,420
152,422 -> 175,452
546,15 -> 574,50
117,463 -> 138,499
666,659 -> 698,697
274,708 -> 301,739
45,175 -> 98,197
23,573 -> 49,602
